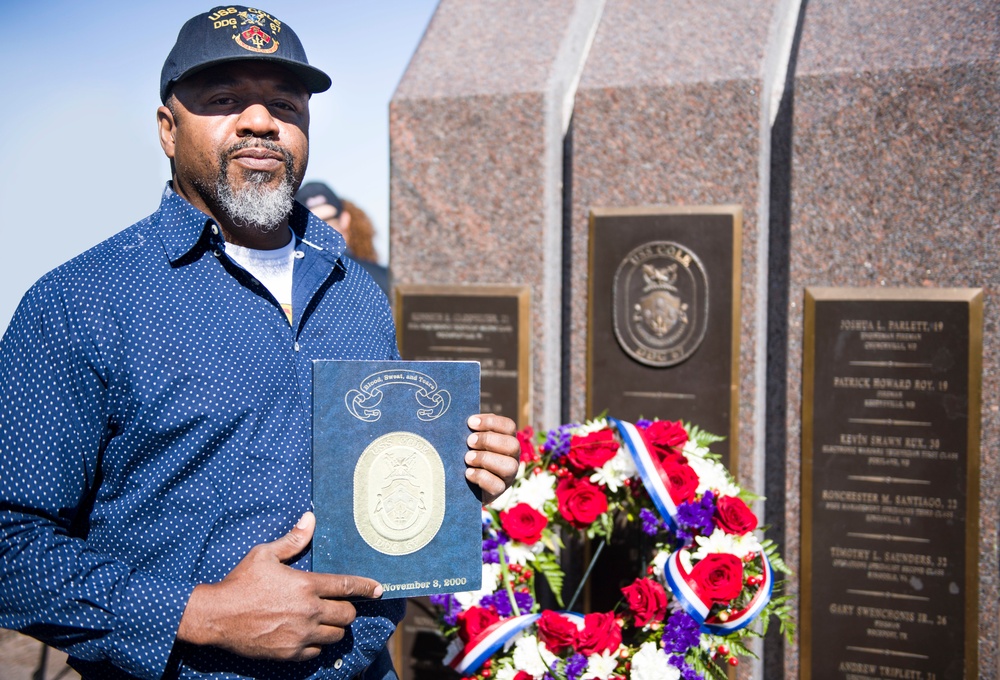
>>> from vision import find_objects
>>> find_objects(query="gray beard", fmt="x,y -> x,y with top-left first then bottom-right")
213,140 -> 297,233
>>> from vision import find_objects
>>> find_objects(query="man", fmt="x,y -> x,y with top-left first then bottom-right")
0,7 -> 519,680
296,182 -> 391,295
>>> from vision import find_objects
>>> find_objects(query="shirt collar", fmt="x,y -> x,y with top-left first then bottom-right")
154,182 -> 348,267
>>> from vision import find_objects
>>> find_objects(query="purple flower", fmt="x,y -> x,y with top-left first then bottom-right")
565,653 -> 588,680
482,589 -> 535,617
636,418 -> 653,428
482,532 -> 511,564
669,655 -> 704,680
675,491 -> 716,545
640,508 -> 664,536
542,424 -> 576,459
429,594 -> 462,627
662,610 -> 701,654
515,590 -> 534,612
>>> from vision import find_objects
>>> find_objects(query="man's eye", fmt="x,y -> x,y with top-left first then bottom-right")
211,96 -> 237,106
272,101 -> 296,112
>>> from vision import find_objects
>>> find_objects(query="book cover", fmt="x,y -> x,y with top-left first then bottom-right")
312,360 -> 483,598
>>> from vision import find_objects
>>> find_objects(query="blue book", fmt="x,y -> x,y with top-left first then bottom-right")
312,360 -> 483,598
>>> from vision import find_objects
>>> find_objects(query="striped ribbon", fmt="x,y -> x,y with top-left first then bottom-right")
613,417 -> 773,633
664,548 -> 774,634
610,418 -> 680,529
443,611 -> 585,675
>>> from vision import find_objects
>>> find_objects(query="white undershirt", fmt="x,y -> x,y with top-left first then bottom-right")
225,235 -> 296,323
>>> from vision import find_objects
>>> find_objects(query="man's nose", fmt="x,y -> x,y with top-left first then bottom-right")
236,103 -> 280,139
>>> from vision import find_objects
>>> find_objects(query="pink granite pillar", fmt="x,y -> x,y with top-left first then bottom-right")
782,2 -> 999,677
390,0 -> 605,428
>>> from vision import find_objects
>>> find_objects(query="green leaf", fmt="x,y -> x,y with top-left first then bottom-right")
760,539 -> 793,575
534,552 -> 566,608
684,422 -> 726,448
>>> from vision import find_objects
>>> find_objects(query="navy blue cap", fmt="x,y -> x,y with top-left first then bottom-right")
296,181 -> 343,215
160,6 -> 331,103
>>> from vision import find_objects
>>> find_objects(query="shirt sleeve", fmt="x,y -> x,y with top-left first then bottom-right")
0,279 -> 195,680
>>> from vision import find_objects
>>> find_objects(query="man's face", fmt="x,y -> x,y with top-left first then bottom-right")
158,61 -> 310,235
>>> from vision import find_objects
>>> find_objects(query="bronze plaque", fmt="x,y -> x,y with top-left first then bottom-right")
587,206 -> 741,466
801,288 -> 983,680
395,285 -> 531,427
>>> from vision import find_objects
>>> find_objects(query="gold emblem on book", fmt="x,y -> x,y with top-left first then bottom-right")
354,432 -> 445,556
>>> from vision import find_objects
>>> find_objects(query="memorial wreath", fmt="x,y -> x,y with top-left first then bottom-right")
430,417 -> 794,680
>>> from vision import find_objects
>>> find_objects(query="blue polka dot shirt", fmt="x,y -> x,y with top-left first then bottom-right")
0,185 -> 405,679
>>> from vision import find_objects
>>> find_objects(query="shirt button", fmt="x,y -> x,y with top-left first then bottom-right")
294,250 -> 305,259
294,342 -> 300,352
210,223 -> 219,235
213,249 -> 222,257
333,658 -> 343,670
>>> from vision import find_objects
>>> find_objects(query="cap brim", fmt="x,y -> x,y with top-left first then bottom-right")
163,56 -> 331,101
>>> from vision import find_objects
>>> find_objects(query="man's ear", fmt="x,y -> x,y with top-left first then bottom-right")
157,105 -> 177,159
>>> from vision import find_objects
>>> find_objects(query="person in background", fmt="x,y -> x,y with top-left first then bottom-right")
297,182 -> 390,295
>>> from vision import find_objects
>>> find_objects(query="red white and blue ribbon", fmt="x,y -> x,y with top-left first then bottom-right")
610,418 -> 679,530
444,613 -> 540,674
443,611 -> 585,675
664,549 -> 774,634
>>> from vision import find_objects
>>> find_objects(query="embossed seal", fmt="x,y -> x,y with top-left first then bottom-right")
354,432 -> 445,556
612,241 -> 709,367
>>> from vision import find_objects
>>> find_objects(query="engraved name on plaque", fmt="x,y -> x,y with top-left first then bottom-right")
395,285 -> 531,427
801,288 -> 983,680
588,206 -> 741,467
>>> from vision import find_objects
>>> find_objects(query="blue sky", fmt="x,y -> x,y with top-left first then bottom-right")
0,1 -> 439,330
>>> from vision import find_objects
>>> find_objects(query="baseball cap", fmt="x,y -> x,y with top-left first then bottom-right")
296,181 -> 344,216
160,6 -> 331,103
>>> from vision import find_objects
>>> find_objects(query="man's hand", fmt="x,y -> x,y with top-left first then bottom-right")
176,512 -> 382,661
464,413 -> 520,505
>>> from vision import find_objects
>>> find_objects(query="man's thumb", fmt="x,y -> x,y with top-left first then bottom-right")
269,511 -> 315,562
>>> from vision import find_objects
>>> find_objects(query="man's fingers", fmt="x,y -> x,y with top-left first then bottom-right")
467,413 -> 516,436
464,449 -> 519,482
310,573 -> 384,601
311,624 -> 351,646
465,466 -> 508,501
262,512 -> 315,563
466,430 -> 520,458
314,600 -> 359,629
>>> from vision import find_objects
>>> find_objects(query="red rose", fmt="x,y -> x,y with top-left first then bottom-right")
517,427 -> 540,463
457,606 -> 500,643
621,577 -> 668,627
643,420 -> 689,463
566,429 -> 619,473
714,495 -> 758,535
657,459 -> 699,504
689,553 -> 744,604
555,476 -> 609,528
537,609 -> 580,654
500,502 -> 548,545
513,673 -> 534,680
576,611 -> 622,656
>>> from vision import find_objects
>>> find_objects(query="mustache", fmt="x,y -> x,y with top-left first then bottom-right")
222,138 -> 294,165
